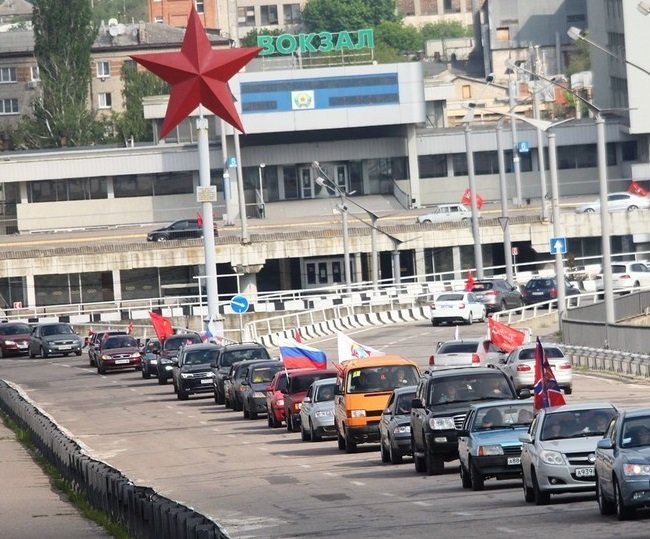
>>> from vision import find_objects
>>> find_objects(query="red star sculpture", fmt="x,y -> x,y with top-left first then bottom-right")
131,7 -> 260,138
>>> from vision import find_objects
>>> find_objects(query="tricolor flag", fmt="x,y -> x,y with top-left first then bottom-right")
533,337 -> 567,411
279,338 -> 328,370
337,332 -> 384,363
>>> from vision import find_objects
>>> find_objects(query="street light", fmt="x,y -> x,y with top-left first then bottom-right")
257,163 -> 266,219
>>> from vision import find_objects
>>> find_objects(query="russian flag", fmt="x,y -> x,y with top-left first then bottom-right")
279,338 -> 328,370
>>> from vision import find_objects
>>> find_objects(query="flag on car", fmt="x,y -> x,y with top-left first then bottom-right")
488,318 -> 526,353
279,338 -> 328,369
196,211 -> 204,226
533,337 -> 567,410
148,311 -> 174,342
336,332 -> 384,363
464,270 -> 475,291
205,316 -> 224,344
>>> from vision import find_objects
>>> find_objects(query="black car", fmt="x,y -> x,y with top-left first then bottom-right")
155,333 -> 203,384
28,322 -> 83,358
240,360 -> 283,420
146,219 -> 218,242
470,278 -> 523,312
379,385 -> 417,464
522,277 -> 581,305
210,342 -> 271,405
172,343 -> 221,400
224,359 -> 271,411
140,338 -> 161,379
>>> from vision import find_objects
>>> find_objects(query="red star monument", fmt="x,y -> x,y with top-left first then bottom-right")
131,7 -> 261,138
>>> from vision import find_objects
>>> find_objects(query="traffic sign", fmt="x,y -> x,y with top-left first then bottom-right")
230,294 -> 249,314
512,246 -> 519,256
518,141 -> 529,153
549,237 -> 567,255
227,157 -> 237,168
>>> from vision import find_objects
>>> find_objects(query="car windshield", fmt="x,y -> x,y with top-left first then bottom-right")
290,373 -> 335,393
472,403 -> 534,431
41,324 -> 74,336
348,365 -> 419,393
541,408 -> 616,440
472,282 -> 494,291
621,418 -> 650,448
163,335 -> 201,352
395,392 -> 415,414
437,342 -> 478,354
517,347 -> 564,360
428,374 -> 511,405
221,348 -> 270,367
184,349 -> 219,365
0,323 -> 31,335
250,366 -> 280,383
315,383 -> 336,402
526,279 -> 554,290
611,265 -> 627,274
103,336 -> 138,349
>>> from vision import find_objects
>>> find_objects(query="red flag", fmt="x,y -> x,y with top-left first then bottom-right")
488,318 -> 526,353
533,337 -> 567,411
464,271 -> 475,291
628,181 -> 648,197
196,211 -> 204,226
461,188 -> 485,209
148,311 -> 174,342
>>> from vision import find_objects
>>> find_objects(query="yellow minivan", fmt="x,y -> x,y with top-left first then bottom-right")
334,355 -> 420,453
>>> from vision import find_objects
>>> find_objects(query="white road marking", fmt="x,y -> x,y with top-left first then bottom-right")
350,480 -> 365,486
413,501 -> 432,507
299,463 -> 311,468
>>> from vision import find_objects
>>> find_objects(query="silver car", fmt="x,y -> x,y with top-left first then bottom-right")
299,379 -> 336,442
379,385 -> 416,464
595,407 -> 650,520
428,339 -> 507,369
520,402 -> 617,505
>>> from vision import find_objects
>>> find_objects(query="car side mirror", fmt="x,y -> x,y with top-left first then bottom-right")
411,398 -> 423,408
171,359 -> 178,366
241,380 -> 250,386
210,361 -> 217,368
519,433 -> 533,444
457,429 -> 469,437
597,438 -> 613,450
303,396 -> 311,404
498,357 -> 506,364
383,408 -> 391,415
518,389 -> 532,399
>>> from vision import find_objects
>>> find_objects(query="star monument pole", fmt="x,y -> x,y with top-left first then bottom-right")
131,7 -> 260,329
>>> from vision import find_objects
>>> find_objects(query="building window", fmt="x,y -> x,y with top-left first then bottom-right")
195,0 -> 204,13
155,16 -> 163,23
397,0 -> 416,17
0,67 -> 17,83
0,98 -> 18,114
420,0 -> 438,15
443,0 -> 461,13
418,155 -> 448,178
98,93 -> 112,109
96,61 -> 110,78
283,3 -> 301,24
496,27 -> 510,41
462,85 -> 471,99
238,6 -> 256,26
30,65 -> 40,81
260,5 -> 278,25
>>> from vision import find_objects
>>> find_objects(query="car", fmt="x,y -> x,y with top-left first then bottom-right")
299,378 -> 337,442
146,218 -> 218,242
417,203 -> 474,224
96,334 -> 142,374
457,400 -> 534,491
575,192 -> 650,213
379,385 -> 417,464
266,370 -> 289,428
155,333 -> 203,384
430,291 -> 486,326
140,338 -> 161,379
88,329 -> 127,367
427,339 -> 507,369
595,407 -> 650,520
595,261 -> 650,291
470,278 -> 523,312
171,343 -> 221,400
520,402 -> 617,505
498,342 -> 573,395
0,322 -> 32,357
210,342 -> 271,405
225,359 -> 271,411
28,322 -> 83,359
410,366 -> 523,475
522,276 -> 581,305
284,368 -> 338,432
240,360 -> 283,419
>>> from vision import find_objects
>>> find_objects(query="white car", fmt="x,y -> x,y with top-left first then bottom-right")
498,342 -> 573,395
595,261 -> 650,291
427,338 -> 507,368
417,204 -> 475,224
430,292 -> 486,326
575,192 -> 650,213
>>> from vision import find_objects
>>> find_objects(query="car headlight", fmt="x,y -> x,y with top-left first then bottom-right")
393,425 -> 411,435
101,354 -> 111,360
254,391 -> 265,398
624,463 -> 650,476
150,359 -> 158,365
351,409 -> 366,418
276,399 -> 284,406
5,340 -> 16,346
205,372 -> 215,378
130,353 -> 140,359
478,445 -> 504,456
315,410 -> 334,418
429,417 -> 455,430
540,450 -> 565,465
180,373 -> 193,379
293,403 -> 302,412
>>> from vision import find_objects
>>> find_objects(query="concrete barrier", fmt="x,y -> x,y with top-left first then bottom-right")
563,345 -> 650,379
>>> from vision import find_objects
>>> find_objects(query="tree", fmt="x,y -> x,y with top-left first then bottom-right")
302,0 -> 397,34
374,21 -> 422,54
31,0 -> 101,147
420,21 -> 473,41
240,28 -> 284,47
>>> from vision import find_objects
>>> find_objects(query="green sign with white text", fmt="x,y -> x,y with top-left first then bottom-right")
257,29 -> 374,56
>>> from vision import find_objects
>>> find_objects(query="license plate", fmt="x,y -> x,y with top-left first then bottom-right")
18,343 -> 27,349
58,345 -> 72,350
575,467 -> 595,478
114,359 -> 130,365
532,292 -> 544,296
507,457 -> 521,465
200,379 -> 212,385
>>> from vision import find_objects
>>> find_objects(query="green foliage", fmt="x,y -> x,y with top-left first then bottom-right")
91,0 -> 148,25
420,21 -> 473,41
566,37 -> 591,77
114,63 -> 169,144
375,20 -> 422,53
303,0 -> 397,34
240,28 -> 284,47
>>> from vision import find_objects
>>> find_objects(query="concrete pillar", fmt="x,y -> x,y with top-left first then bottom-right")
112,269 -> 122,303
353,253 -> 362,283
233,264 -> 264,300
414,247 -> 426,279
25,274 -> 36,307
452,246 -> 462,280
406,124 -> 421,208
107,176 -> 114,198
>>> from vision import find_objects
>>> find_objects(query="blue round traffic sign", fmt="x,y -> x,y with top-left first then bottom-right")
230,294 -> 249,314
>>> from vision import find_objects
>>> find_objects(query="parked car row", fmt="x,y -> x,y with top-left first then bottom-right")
0,321 -> 85,360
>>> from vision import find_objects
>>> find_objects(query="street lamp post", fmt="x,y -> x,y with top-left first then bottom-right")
495,120 -> 514,282
257,163 -> 266,219
463,120 -> 484,279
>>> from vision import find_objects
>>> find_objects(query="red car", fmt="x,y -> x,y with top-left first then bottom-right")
266,370 -> 288,428
0,322 -> 32,357
284,368 -> 338,432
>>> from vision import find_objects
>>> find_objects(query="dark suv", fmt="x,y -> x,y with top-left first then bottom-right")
522,277 -> 580,305
410,367 -> 525,475
172,343 -> 222,400
470,278 -> 523,312
210,342 -> 271,405
155,333 -> 203,384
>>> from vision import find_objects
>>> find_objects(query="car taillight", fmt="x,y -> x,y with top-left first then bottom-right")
484,291 -> 497,298
516,364 -> 532,372
550,288 -> 557,298
558,362 -> 572,370
430,303 -> 436,311
429,355 -> 435,366
471,353 -> 480,365
458,302 -> 466,309
620,274 -> 632,280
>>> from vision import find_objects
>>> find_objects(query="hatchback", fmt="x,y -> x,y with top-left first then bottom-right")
470,279 -> 523,312
0,322 -> 32,357
595,261 -> 650,291
299,378 -> 337,442
240,360 -> 283,419
522,277 -> 581,305
28,323 -> 83,359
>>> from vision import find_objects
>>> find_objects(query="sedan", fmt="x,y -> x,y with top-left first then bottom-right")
595,408 -> 650,520
241,360 -> 283,419
428,339 -> 507,369
575,192 -> 650,213
96,334 -> 142,374
379,385 -> 416,464
299,378 -> 337,442
520,402 -> 617,505
458,400 -> 534,490
0,322 -> 32,357
430,291 -> 486,326
146,218 -> 218,242
498,342 -> 573,395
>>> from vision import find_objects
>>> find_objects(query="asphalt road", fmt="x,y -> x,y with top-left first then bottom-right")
1,320 -> 649,539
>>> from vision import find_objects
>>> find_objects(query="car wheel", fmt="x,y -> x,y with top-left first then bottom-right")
286,413 -> 293,432
470,460 -> 484,491
269,411 -> 280,428
380,439 -> 390,463
178,391 -> 188,401
75,350 -> 82,357
250,407 -> 258,420
300,422 -> 311,442
564,386 -> 573,395
500,300 -> 507,311
344,429 -> 357,454
156,235 -> 167,242
596,475 -> 616,515
615,477 -> 635,520
460,463 -> 472,489
585,208 -> 595,213
29,348 -> 35,359
627,205 -> 639,211
142,369 -> 151,379
243,404 -> 249,419
97,362 -> 105,375
215,387 -> 225,405
337,429 -> 346,451
233,398 -> 242,412
522,473 -> 534,503
425,443 -> 444,475
422,219 -> 431,224
532,470 -> 550,505
466,313 -> 473,325
310,420 -> 321,442
389,443 -> 403,465
41,346 -> 48,359
89,355 -> 94,367
431,319 -> 439,327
